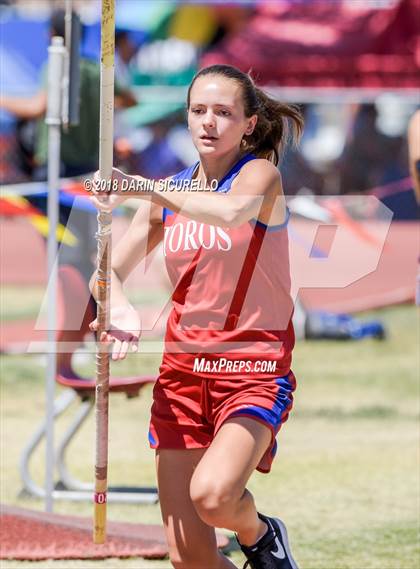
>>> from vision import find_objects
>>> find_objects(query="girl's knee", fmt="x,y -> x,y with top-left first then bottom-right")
190,473 -> 242,525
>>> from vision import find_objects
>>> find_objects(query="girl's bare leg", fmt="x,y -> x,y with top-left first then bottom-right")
156,448 -> 238,569
190,416 -> 272,547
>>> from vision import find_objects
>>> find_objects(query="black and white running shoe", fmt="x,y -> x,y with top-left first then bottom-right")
237,513 -> 299,569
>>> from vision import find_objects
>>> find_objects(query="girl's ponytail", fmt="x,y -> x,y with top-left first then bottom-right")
246,87 -> 303,165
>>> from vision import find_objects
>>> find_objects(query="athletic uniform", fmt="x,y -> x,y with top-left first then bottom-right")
149,153 -> 296,473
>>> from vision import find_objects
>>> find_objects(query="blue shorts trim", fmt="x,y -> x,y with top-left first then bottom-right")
222,373 -> 295,473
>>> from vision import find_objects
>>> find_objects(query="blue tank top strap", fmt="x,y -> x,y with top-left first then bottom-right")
251,206 -> 291,231
171,162 -> 199,182
217,153 -> 257,193
162,153 -> 257,222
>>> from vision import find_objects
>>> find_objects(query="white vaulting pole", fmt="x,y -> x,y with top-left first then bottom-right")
45,35 -> 66,513
93,0 -> 115,544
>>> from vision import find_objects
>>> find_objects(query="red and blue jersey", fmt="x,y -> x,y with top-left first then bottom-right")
161,153 -> 295,379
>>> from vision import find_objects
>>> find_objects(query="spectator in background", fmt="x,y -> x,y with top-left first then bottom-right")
120,114 -> 188,181
281,146 -> 324,196
338,104 -> 408,194
115,30 -> 138,89
0,9 -> 136,374
0,8 -> 136,278
0,9 -> 136,181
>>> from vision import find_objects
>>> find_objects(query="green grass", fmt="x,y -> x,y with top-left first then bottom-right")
0,285 -> 168,322
0,305 -> 419,569
0,286 -> 46,322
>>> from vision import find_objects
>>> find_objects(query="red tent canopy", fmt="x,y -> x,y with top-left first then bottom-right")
201,0 -> 420,91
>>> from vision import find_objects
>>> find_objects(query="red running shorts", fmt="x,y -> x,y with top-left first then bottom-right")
148,362 -> 296,473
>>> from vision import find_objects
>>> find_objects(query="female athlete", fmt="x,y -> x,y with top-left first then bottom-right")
90,64 -> 303,569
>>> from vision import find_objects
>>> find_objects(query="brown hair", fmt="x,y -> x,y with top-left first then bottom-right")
187,64 -> 304,166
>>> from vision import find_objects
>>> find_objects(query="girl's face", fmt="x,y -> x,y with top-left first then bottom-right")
188,75 -> 257,158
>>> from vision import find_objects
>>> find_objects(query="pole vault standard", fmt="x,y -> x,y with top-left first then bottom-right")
45,35 -> 66,513
93,0 -> 115,545
44,0 -> 81,514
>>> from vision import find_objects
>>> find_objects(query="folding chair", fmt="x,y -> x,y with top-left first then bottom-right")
20,265 -> 158,503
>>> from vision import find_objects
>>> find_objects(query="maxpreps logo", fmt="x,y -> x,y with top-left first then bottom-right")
193,358 -> 277,374
163,220 -> 232,256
